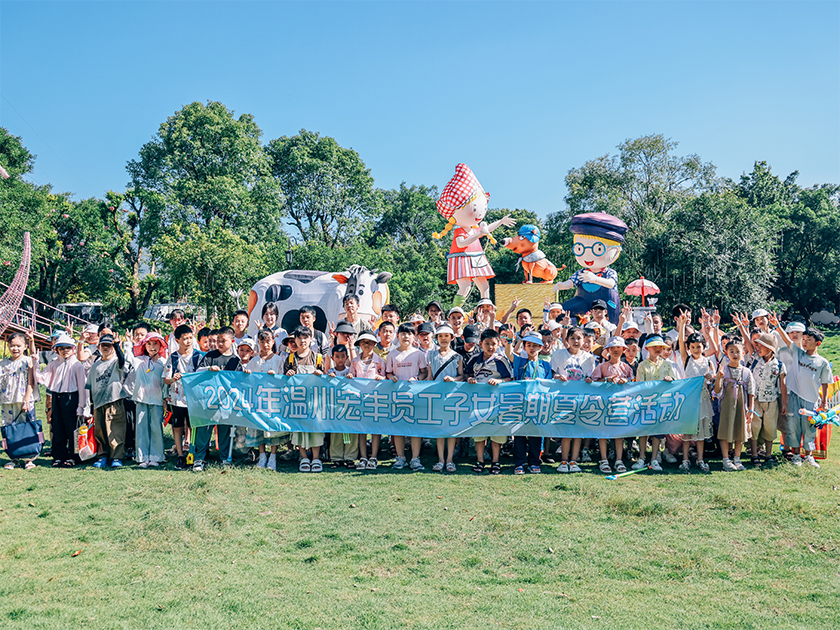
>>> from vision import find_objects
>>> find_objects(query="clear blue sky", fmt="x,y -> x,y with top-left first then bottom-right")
1,1 -> 838,219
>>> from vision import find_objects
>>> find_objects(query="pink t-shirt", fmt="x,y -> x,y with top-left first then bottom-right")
590,360 -> 634,382
385,347 -> 428,380
349,354 -> 386,379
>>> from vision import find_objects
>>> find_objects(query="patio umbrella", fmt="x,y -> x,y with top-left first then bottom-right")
624,276 -> 660,307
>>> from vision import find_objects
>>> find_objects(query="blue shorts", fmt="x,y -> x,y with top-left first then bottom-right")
786,392 -> 817,452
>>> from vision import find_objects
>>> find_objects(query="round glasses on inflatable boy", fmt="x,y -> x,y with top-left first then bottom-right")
573,241 -> 619,257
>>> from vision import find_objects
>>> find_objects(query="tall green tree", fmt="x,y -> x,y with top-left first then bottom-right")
372,183 -> 439,245
266,129 -> 380,247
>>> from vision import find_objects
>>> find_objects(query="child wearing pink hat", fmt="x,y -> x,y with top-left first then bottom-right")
126,332 -> 167,467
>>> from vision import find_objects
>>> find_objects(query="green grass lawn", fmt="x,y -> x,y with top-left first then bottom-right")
818,330 -> 840,375
1,420 -> 839,629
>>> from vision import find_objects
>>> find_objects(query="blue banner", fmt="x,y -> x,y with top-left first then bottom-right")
181,372 -> 704,439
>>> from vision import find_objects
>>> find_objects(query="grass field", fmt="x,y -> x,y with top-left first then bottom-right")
1,332 -> 839,629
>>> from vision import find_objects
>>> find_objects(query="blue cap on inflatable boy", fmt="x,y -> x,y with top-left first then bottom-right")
553,212 -> 629,326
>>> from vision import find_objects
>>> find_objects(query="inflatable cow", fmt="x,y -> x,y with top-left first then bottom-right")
246,265 -> 392,336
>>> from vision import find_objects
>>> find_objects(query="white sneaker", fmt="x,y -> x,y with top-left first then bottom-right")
791,454 -> 803,467
662,451 -> 677,464
698,460 -> 710,473
804,455 -> 821,468
579,449 -> 592,463
555,444 -> 563,455
679,460 -> 691,472
631,458 -> 647,470
557,461 -> 569,473
649,460 -> 663,472
267,454 -> 277,471
393,456 -> 407,470
722,458 -> 737,471
257,453 -> 267,468
138,461 -> 150,469
409,457 -> 425,472
148,461 -> 160,467
569,461 -> 582,473
733,458 -> 746,471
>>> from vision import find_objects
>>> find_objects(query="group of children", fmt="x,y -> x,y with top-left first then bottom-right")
1,297 -> 833,475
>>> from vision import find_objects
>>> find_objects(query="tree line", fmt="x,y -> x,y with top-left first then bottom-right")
1,101 -> 838,326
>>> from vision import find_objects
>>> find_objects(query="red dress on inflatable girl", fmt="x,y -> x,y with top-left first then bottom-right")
434,164 -> 515,307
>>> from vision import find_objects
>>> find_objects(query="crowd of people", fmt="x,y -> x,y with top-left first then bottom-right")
0,293 -> 833,475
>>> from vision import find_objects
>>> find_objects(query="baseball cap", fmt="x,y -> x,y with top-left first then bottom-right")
622,321 -> 640,332
751,309 -> 770,319
408,313 -> 426,324
417,322 -> 435,335
521,334 -> 544,346
448,306 -> 465,317
548,303 -> 563,311
591,299 -> 608,311
84,324 -> 99,334
426,300 -> 443,312
462,325 -> 480,343
644,335 -> 669,348
334,321 -> 356,335
786,322 -> 806,333
237,338 -> 256,350
53,333 -> 76,348
97,334 -> 115,346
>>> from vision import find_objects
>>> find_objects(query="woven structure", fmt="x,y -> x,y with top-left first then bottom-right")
0,232 -> 31,337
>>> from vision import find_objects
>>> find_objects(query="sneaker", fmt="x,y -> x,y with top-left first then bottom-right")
366,457 -> 378,470
791,454 -> 803,467
174,456 -> 186,470
649,460 -> 663,472
579,448 -> 592,463
192,460 -> 205,472
804,455 -> 821,468
722,458 -> 737,471
3,462 -> 15,470
557,461 -> 569,473
631,458 -> 647,470
393,456 -> 407,470
257,453 -> 267,468
432,461 -> 444,472
698,460 -> 710,473
409,457 -> 425,472
568,461 -> 581,473
138,461 -> 150,469
662,451 -> 678,464
267,454 -> 277,471
92,457 -> 108,469
555,444 -> 563,455
679,460 -> 690,472
733,458 -> 746,471
148,461 -> 160,467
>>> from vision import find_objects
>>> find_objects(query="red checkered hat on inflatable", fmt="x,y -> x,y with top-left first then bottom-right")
436,163 -> 489,219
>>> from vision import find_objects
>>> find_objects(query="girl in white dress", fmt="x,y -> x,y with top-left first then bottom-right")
677,315 -> 717,472
243,330 -> 285,470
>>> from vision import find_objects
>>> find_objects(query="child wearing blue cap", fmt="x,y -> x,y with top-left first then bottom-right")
511,333 -> 553,475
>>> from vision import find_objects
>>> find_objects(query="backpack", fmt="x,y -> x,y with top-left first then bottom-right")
170,351 -> 202,377
285,352 -> 323,373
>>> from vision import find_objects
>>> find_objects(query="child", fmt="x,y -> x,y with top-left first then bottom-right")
714,339 -> 754,472
1,332 -> 37,470
632,336 -> 677,472
285,326 -> 326,472
122,322 -> 150,460
165,309 -> 187,356
126,332 -> 167,468
163,324 -> 200,470
589,336 -> 634,474
35,333 -> 86,467
260,302 -> 288,352
771,313 -> 831,468
622,338 -> 640,378
590,299 -> 616,334
244,329 -> 286,471
237,338 -> 256,366
386,323 -> 429,471
207,329 -> 219,352
196,327 -> 211,354
551,327 -> 597,473
511,333 -> 551,475
231,310 -> 251,343
749,333 -> 788,465
375,321 -> 396,358
85,334 -> 128,469
677,316 -> 715,472
327,344 -> 358,468
416,322 -> 435,352
426,324 -> 464,473
194,326 -> 242,471
348,331 -> 386,470
465,329 -> 512,475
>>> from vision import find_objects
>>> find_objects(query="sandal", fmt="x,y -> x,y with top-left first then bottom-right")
52,460 -> 62,468
472,461 -> 485,473
356,458 -> 368,470
24,461 -> 36,470
299,457 -> 311,472
445,462 -> 457,473
366,457 -> 378,470
310,458 -> 323,473
751,456 -> 762,466
513,465 -> 525,475
598,459 -> 612,474
615,460 -> 627,473
529,465 -> 541,474
490,462 -> 501,475
432,461 -> 444,472
62,459 -> 77,467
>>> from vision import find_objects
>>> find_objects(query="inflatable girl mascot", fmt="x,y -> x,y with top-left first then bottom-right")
434,164 -> 515,307
553,212 -> 628,326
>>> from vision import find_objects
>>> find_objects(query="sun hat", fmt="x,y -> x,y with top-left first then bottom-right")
408,313 -> 425,324
448,306 -> 465,317
354,332 -> 378,346
548,303 -> 563,311
434,324 -> 455,337
136,331 -> 168,358
547,320 -> 561,331
83,324 -> 99,334
52,333 -> 76,348
521,334 -> 544,346
604,336 -> 627,349
754,333 -> 778,353
644,335 -> 669,348
237,338 -> 256,351
622,321 -> 640,332
476,298 -> 494,308
334,321 -> 356,335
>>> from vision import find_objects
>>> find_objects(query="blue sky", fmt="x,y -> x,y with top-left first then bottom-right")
1,1 -> 838,219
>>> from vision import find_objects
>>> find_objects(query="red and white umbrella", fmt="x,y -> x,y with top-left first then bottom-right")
623,276 -> 660,307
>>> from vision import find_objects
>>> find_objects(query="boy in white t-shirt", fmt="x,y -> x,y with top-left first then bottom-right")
385,323 -> 429,471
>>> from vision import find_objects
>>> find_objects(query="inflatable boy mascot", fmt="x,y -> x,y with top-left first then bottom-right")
553,212 -> 628,325
434,163 -> 515,307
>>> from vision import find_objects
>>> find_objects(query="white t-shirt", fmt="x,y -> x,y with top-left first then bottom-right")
550,348 -> 597,381
385,347 -> 428,380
